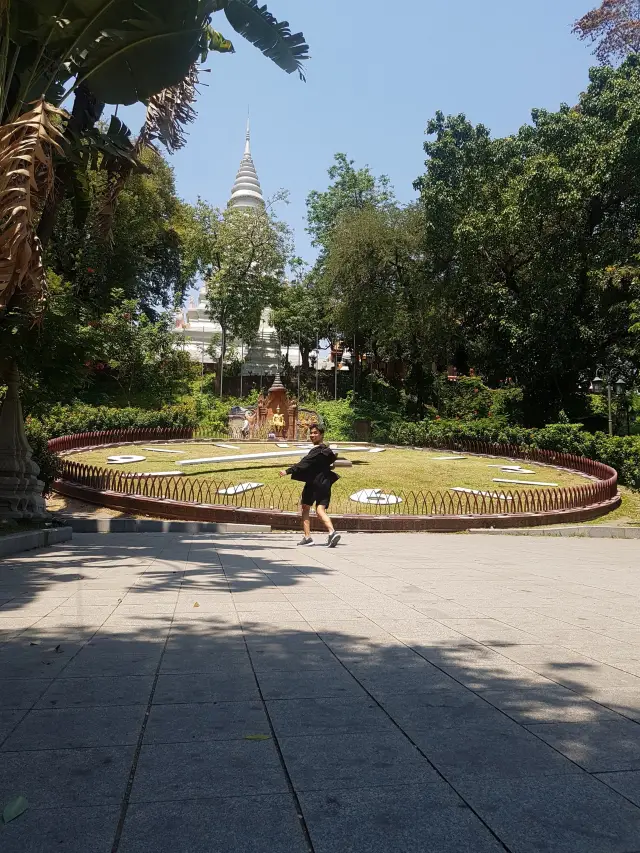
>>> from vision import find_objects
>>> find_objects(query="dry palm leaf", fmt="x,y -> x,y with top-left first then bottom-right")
140,63 -> 199,153
97,65 -> 199,240
0,99 -> 66,312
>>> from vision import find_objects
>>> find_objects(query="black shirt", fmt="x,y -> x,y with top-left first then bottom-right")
286,444 -> 339,490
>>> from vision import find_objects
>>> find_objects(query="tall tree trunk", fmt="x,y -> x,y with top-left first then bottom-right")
219,328 -> 227,397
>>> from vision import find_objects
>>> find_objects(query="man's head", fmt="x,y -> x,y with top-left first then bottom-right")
309,424 -> 325,445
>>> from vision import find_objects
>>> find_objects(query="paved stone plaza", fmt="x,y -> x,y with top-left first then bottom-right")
1,532 -> 640,852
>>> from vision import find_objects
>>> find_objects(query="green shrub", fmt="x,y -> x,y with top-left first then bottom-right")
24,418 -> 60,495
312,395 -> 405,444
491,386 -> 525,424
39,401 -> 200,437
388,418 -> 640,490
435,376 -> 494,420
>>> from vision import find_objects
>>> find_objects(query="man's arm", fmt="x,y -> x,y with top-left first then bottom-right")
285,446 -> 321,476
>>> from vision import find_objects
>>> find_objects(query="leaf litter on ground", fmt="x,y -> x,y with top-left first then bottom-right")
2,796 -> 28,824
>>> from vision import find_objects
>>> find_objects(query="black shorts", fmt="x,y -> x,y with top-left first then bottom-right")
301,483 -> 331,508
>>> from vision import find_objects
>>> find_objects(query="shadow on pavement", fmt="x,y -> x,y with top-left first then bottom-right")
0,532 -> 640,852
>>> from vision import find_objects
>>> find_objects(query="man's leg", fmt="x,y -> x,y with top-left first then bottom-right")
301,504 -> 312,538
315,504 -> 334,536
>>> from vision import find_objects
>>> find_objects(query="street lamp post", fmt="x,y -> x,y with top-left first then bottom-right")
591,368 -> 626,436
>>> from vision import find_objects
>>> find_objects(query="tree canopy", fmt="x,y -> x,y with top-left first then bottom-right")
306,59 -> 640,423
180,200 -> 292,391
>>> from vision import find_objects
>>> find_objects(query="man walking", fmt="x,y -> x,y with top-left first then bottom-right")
279,424 -> 341,547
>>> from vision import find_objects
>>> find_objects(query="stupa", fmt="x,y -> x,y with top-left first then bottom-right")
179,120 -> 298,374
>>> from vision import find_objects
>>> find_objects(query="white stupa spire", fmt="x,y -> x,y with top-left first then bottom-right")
229,118 -> 264,210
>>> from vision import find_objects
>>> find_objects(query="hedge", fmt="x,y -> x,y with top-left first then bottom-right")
36,401 -> 200,438
388,419 -> 640,491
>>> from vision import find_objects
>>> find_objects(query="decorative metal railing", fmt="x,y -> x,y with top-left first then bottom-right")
50,429 -> 618,518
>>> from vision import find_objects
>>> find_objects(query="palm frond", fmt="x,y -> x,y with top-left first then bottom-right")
0,98 -> 66,313
224,0 -> 308,80
139,63 -> 200,153
96,64 -> 200,241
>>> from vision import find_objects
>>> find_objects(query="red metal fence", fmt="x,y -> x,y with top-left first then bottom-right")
50,429 -> 618,518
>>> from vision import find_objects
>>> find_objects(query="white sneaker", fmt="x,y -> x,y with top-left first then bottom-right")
298,537 -> 314,546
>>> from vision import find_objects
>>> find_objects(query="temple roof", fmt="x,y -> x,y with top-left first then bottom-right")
229,119 -> 264,210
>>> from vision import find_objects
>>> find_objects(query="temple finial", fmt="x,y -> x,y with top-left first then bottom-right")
229,115 -> 264,210
245,114 -> 251,155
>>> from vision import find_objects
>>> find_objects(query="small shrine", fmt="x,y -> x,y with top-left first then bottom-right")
228,373 -> 321,441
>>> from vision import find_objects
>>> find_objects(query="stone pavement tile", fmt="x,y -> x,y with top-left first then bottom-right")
593,690 -> 640,721
454,773 -> 640,853
164,631 -> 246,652
118,795 -> 309,853
345,660 -> 461,696
479,684 -> 619,724
0,643 -> 84,678
64,593 -> 128,606
602,657 -> 640,678
0,745 -> 134,807
300,783 -> 506,853
43,604 -> 117,619
438,618 -> 539,644
84,635 -> 165,654
0,618 -> 47,637
528,720 -> 640,772
243,634 -> 323,652
397,637 -> 487,659
1,705 -> 146,750
36,675 -> 154,709
267,696 -> 390,737
100,616 -> 174,632
154,671 -> 259,704
598,625 -> 640,643
249,645 -> 337,672
0,627 -> 24,646
374,619 -> 467,642
1,678 -> 53,710
283,591 -> 343,602
378,687 -> 498,729
235,601 -> 302,613
323,641 -> 419,666
256,666 -> 366,701
314,619 -> 393,637
410,715 -> 582,782
436,658 -> 556,692
62,651 -> 160,678
0,600 -> 70,616
123,591 -> 179,603
145,700 -> 269,743
279,730 -> 441,792
0,709 -> 25,742
295,607 -> 363,620
530,661 -> 640,694
110,604 -> 176,617
130,738 -> 288,801
159,649 -> 251,674
0,805 -> 119,853
231,590 -> 290,601
239,614 -> 309,627
595,770 -> 640,808
490,645 -> 595,666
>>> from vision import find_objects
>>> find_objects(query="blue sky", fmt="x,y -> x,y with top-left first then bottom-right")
122,0 -> 597,267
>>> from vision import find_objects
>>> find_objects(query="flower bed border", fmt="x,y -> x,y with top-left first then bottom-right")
50,428 -> 621,532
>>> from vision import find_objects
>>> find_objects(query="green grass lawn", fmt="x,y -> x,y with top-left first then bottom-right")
65,441 -> 591,496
